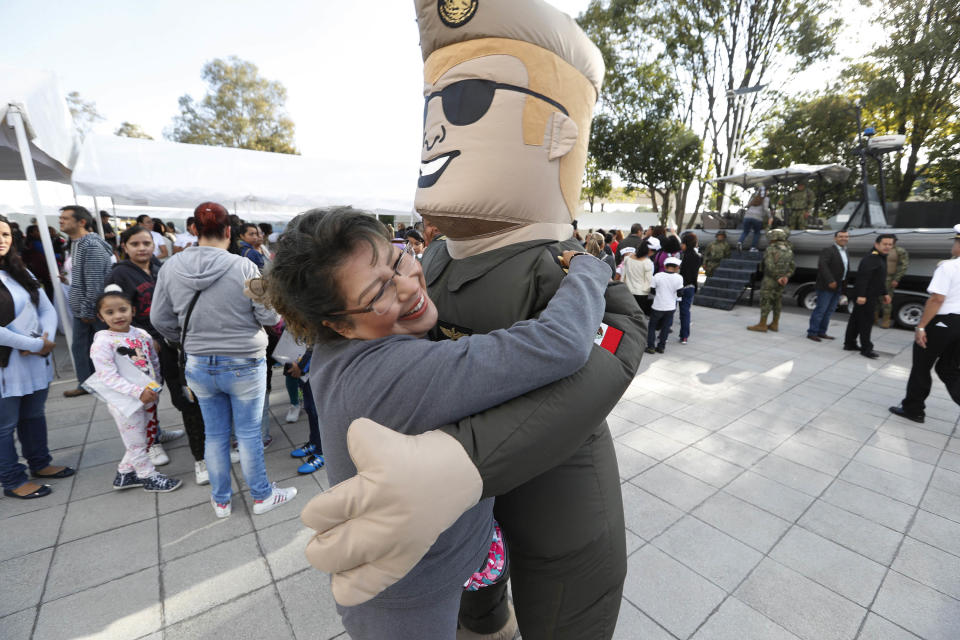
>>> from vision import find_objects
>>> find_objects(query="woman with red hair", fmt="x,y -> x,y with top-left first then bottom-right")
150,202 -> 297,518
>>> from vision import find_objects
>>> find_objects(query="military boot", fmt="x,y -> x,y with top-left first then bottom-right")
747,313 -> 769,332
768,311 -> 780,332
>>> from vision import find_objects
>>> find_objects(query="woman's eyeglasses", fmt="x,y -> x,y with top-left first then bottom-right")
328,243 -> 420,317
424,78 -> 568,127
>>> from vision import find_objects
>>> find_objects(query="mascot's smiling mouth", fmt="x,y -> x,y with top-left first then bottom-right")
418,150 -> 461,188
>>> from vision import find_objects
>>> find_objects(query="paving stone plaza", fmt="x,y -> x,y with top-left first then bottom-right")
1,303 -> 958,640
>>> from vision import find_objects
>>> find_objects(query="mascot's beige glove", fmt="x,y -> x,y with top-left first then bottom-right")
301,418 -> 482,606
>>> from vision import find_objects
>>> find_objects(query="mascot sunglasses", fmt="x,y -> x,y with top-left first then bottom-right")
424,78 -> 568,126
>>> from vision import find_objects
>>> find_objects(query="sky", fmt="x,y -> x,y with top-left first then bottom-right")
1,0 -> 881,213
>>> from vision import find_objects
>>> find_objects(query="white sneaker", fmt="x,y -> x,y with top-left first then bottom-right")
252,483 -> 298,515
195,460 -> 209,485
211,496 -> 231,518
148,443 -> 170,466
285,404 -> 301,423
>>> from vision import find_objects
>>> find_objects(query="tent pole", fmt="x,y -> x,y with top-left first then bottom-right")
92,195 -> 106,237
6,106 -> 76,366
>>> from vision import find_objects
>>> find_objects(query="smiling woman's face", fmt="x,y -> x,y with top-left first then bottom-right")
326,240 -> 438,340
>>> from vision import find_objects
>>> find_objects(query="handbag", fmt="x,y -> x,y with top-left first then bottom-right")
177,290 -> 202,403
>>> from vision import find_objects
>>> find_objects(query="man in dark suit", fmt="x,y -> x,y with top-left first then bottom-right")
807,230 -> 849,341
615,223 -> 645,265
845,234 -> 895,358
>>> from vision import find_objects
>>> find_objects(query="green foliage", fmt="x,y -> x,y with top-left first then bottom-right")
167,56 -> 298,154
590,113 -> 702,225
66,91 -> 104,139
582,156 -> 613,212
114,122 -> 153,140
579,0 -> 841,217
749,93 -> 862,214
842,0 -> 960,200
918,123 -> 960,200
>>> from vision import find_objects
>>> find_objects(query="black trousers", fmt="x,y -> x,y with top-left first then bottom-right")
460,428 -> 626,640
845,298 -> 877,352
157,340 -> 206,462
901,313 -> 960,415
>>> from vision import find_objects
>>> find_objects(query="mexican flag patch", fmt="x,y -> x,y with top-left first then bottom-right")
595,322 -> 623,355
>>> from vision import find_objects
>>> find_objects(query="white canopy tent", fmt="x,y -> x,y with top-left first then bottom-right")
72,134 -> 418,221
714,163 -> 852,189
1,67 -> 81,358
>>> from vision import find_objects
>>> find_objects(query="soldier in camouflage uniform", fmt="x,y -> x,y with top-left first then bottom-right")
747,228 -> 795,332
879,236 -> 910,328
702,230 -> 732,276
785,183 -> 815,230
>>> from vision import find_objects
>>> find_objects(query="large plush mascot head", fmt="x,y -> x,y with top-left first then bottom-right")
414,0 -> 604,256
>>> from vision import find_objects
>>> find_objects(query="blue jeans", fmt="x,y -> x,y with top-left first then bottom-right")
0,388 -> 53,491
647,309 -> 675,349
301,380 -> 322,453
185,355 -> 272,503
679,286 -> 696,340
807,289 -> 841,337
738,218 -> 764,249
71,319 -> 103,388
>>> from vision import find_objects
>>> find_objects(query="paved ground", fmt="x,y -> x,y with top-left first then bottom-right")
1,303 -> 958,640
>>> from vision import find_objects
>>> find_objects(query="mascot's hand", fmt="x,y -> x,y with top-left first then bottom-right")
301,418 -> 482,606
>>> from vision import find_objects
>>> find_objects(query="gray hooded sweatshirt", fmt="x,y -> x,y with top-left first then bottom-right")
150,246 -> 279,357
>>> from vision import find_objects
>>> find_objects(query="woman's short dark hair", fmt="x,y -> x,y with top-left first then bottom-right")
253,206 -> 390,344
682,232 -> 698,249
0,215 -> 41,305
662,235 -> 681,253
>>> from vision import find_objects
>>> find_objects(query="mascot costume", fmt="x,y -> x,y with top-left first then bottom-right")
301,2 -> 647,638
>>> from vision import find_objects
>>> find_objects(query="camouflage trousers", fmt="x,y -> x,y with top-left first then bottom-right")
759,276 -> 785,315
788,210 -> 807,230
879,276 -> 896,320
703,259 -> 721,277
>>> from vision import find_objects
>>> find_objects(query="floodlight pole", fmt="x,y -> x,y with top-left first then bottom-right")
6,105 -> 77,366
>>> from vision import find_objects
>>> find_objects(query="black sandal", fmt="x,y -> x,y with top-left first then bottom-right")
4,484 -> 52,499
31,466 -> 76,479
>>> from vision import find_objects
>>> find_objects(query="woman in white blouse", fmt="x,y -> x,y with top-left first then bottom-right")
0,215 -> 75,499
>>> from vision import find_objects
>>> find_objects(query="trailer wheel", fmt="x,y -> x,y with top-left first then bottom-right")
797,285 -> 818,310
895,299 -> 925,329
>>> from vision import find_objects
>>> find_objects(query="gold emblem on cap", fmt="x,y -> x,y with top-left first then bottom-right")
438,0 -> 478,28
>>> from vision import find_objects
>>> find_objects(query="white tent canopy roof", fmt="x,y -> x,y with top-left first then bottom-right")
714,163 -> 852,188
0,67 -> 78,183
72,134 -> 417,215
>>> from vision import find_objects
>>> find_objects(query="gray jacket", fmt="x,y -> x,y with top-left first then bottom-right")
310,255 -> 610,607
150,246 -> 279,357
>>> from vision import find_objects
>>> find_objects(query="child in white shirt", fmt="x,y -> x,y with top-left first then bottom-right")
646,257 -> 685,353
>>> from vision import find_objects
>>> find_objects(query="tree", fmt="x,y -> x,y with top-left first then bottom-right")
579,0 -> 841,216
66,91 -> 104,139
919,122 -> 960,201
590,113 -> 702,227
749,93 -> 861,215
167,56 -> 298,154
114,122 -> 153,140
843,0 -> 960,201
582,156 -> 613,212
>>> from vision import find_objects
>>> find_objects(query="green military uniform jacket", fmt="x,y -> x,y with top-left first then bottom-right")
423,238 -> 647,497
703,240 -> 731,276
762,241 -> 796,282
